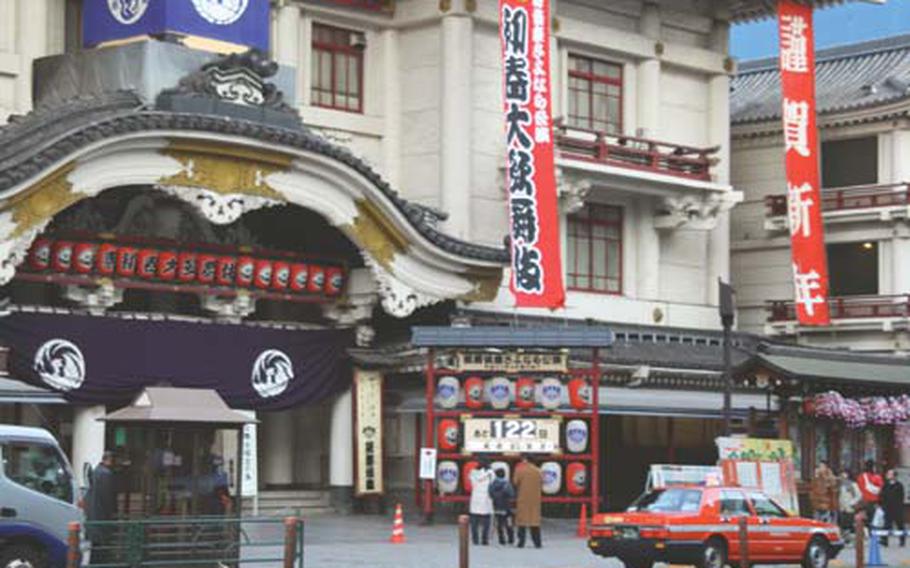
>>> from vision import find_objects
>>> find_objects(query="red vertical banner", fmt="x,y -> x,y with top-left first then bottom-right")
500,0 -> 565,308
778,0 -> 830,325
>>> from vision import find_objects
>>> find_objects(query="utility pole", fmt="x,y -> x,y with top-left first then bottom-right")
719,278 -> 736,436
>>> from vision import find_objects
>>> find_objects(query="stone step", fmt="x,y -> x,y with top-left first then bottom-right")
241,490 -> 333,517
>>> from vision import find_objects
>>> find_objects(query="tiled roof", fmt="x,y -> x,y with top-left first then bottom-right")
730,1 -> 858,23
731,34 -> 910,125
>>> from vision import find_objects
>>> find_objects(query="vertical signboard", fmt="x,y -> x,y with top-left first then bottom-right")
239,410 -> 258,498
499,0 -> 565,309
778,0 -> 830,325
354,370 -> 384,496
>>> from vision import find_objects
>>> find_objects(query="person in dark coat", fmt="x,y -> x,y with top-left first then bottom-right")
86,452 -> 117,563
488,467 -> 515,545
880,469 -> 906,547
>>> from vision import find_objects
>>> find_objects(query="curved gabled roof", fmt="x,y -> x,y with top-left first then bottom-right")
730,0 -> 861,23
732,33 -> 910,125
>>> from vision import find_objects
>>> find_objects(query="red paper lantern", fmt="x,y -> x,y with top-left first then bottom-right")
137,249 -> 159,279
515,377 -> 536,409
462,461 -> 479,494
253,259 -> 273,289
73,243 -> 98,274
236,256 -> 255,287
28,239 -> 53,271
157,251 -> 178,281
197,254 -> 217,284
272,261 -> 290,290
97,243 -> 118,275
566,462 -> 588,496
325,267 -> 344,296
568,378 -> 592,410
289,263 -> 308,291
177,252 -> 198,282
216,256 -> 238,286
464,376 -> 484,409
52,241 -> 74,272
116,247 -> 138,277
437,419 -> 459,451
307,265 -> 325,293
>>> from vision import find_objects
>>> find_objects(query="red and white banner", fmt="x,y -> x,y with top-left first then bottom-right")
778,0 -> 830,325
499,0 -> 565,309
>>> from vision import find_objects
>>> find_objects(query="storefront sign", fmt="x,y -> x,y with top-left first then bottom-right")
0,311 -> 351,410
499,0 -> 565,308
716,437 -> 799,514
778,0 -> 830,325
419,448 -> 438,481
456,351 -> 568,373
463,417 -> 560,453
83,0 -> 270,51
354,370 -> 384,496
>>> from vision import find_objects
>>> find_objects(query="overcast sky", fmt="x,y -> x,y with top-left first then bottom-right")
731,1 -> 910,61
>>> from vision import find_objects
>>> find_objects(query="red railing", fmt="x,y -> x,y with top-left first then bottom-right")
765,182 -> 910,217
554,121 -> 719,181
767,294 -> 910,322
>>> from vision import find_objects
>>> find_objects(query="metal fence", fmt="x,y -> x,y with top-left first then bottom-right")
68,516 -> 304,568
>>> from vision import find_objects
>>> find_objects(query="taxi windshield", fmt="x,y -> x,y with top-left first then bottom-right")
628,488 -> 703,513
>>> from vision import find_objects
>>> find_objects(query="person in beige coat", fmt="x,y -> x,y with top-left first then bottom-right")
513,454 -> 543,548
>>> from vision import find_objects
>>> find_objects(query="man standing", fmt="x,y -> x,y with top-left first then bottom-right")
880,469 -> 906,547
513,455 -> 543,548
86,452 -> 117,563
858,460 -> 884,522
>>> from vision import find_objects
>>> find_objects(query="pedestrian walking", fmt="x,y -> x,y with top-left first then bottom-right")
858,460 -> 884,522
489,467 -> 515,545
838,470 -> 863,539
86,451 -> 117,564
810,460 -> 837,523
469,460 -> 494,545
513,454 -> 543,549
880,469 -> 906,547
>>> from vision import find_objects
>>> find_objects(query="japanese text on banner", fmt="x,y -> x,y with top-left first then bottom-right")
778,0 -> 830,325
500,0 -> 565,308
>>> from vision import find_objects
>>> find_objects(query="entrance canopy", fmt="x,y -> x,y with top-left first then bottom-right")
102,387 -> 254,427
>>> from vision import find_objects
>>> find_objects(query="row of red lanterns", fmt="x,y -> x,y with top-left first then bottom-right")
26,238 -> 346,296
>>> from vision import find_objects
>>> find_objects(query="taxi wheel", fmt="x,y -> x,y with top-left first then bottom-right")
700,538 -> 727,568
802,537 -> 830,568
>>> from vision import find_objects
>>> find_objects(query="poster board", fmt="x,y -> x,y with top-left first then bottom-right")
716,437 -> 799,515
462,417 -> 561,453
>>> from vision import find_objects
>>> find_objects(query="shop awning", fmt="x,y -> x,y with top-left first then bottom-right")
749,353 -> 910,386
391,386 -> 775,419
0,377 -> 66,404
102,387 -> 257,427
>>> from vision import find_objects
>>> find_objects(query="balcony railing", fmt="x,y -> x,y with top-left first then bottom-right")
767,294 -> 910,322
765,182 -> 910,217
554,121 -> 719,182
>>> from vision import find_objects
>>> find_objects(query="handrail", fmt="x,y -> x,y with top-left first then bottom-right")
554,120 -> 719,182
764,182 -> 910,217
766,294 -> 910,322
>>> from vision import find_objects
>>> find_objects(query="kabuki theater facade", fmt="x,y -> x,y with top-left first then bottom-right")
2,0 -> 908,517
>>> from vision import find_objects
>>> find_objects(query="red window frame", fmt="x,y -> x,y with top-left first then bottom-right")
311,23 -> 365,113
567,204 -> 623,295
567,54 -> 623,134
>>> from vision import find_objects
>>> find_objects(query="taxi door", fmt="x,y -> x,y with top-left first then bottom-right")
747,491 -> 800,560
717,489 -> 757,562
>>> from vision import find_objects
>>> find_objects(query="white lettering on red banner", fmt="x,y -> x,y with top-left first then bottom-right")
500,0 -> 564,308
778,0 -> 830,325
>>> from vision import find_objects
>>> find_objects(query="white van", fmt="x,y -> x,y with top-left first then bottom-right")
0,426 -> 82,568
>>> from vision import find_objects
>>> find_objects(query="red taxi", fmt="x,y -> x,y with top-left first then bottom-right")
588,486 -> 843,568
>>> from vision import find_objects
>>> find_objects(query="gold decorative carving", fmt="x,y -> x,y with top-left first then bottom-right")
346,199 -> 409,269
7,164 -> 78,238
159,140 -> 292,200
464,0 -> 476,12
439,0 -> 451,12
460,267 -> 504,302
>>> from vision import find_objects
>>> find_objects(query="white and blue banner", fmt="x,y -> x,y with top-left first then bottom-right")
83,0 -> 270,51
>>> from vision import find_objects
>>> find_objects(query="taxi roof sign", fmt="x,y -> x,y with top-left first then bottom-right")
647,464 -> 723,491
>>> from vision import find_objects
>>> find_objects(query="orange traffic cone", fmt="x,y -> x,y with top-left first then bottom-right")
390,503 -> 406,544
577,503 -> 589,538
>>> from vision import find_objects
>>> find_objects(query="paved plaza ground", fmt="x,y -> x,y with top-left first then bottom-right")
289,513 -> 910,568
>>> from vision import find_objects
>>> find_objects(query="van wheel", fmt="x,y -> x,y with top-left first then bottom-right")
0,545 -> 46,568
699,538 -> 727,568
802,537 -> 830,568
622,561 -> 653,568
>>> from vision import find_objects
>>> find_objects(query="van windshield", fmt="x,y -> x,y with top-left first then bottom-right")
2,441 -> 74,504
628,488 -> 703,513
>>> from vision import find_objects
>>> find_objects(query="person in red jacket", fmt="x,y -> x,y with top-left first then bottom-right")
857,459 -> 884,521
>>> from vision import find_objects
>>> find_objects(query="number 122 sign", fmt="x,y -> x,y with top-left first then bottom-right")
463,418 -> 561,453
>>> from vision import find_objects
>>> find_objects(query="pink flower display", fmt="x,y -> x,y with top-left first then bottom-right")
809,391 -> 910,429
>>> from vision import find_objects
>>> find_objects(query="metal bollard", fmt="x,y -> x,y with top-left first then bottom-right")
738,516 -> 750,568
855,512 -> 866,568
66,522 -> 81,568
458,514 -> 469,568
284,517 -> 299,568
